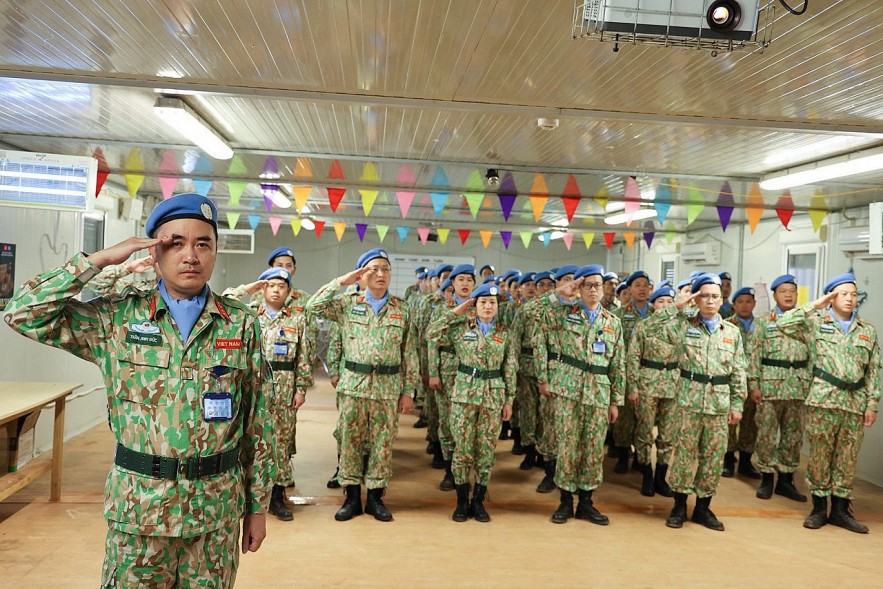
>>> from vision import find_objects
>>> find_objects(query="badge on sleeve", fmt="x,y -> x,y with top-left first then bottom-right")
203,392 -> 233,421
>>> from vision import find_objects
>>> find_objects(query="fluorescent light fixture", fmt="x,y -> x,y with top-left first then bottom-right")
153,96 -> 233,160
763,136 -> 876,167
300,218 -> 316,231
604,208 -> 657,225
760,145 -> 883,190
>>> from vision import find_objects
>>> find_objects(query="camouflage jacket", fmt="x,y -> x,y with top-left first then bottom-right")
614,302 -> 652,347
776,305 -> 880,414
325,320 -> 344,380
656,305 -> 747,415
416,292 -> 444,377
306,279 -> 417,400
725,314 -> 756,352
425,308 -> 518,409
626,311 -> 677,399
746,310 -> 812,401
600,295 -> 621,311
512,298 -> 541,378
254,305 -> 314,404
89,263 -> 155,296
3,254 -> 274,537
427,299 -> 473,379
530,293 -> 625,408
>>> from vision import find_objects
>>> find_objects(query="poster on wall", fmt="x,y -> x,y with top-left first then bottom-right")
0,243 -> 15,310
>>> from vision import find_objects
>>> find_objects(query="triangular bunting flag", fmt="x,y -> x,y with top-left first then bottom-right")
776,191 -> 794,229
541,231 -> 551,247
95,170 -> 109,196
498,194 -> 517,222
716,182 -> 734,232
520,231 -> 532,249
430,167 -> 450,217
355,223 -> 368,242
328,160 -> 345,180
263,196 -> 274,212
269,217 -> 283,236
562,174 -> 582,223
458,229 -> 471,245
594,185 -> 609,212
529,173 -> 549,222
314,220 -> 326,239
334,222 -> 346,241
124,149 -> 144,197
603,232 -> 615,249
226,212 -> 240,230
294,157 -> 313,178
396,226 -> 410,244
562,233 -> 574,250
809,192 -> 827,233
437,228 -> 450,245
500,231 -> 512,249
479,230 -> 492,249
623,231 -> 636,249
686,186 -> 705,226
417,227 -> 431,245
227,182 -> 246,206
643,231 -> 654,249
159,177 -> 178,199
359,190 -> 379,216
248,215 -> 261,231
582,232 -> 595,249
226,154 -> 248,176
192,179 -> 212,197
655,180 -> 673,224
262,156 -> 279,179
745,183 -> 764,234
328,187 -> 345,212
293,186 -> 311,212
498,172 -> 518,221
465,192 -> 484,218
290,218 -> 302,236
376,225 -> 389,242
665,229 -> 678,244
92,147 -> 109,172
397,192 -> 415,218
360,162 -> 379,182
624,177 -> 641,214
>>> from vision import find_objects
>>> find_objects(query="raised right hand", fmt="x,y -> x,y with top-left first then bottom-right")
88,236 -> 168,270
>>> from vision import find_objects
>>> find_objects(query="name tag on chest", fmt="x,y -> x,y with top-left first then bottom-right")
686,327 -> 702,339
203,392 -> 233,421
566,313 -> 583,324
820,324 -> 835,334
463,331 -> 478,341
767,322 -> 778,331
351,304 -> 367,316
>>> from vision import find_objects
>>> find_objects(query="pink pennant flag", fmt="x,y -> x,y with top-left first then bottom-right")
397,192 -> 415,218
159,177 -> 178,199
269,217 -> 282,235
562,233 -> 574,250
624,177 -> 641,214
417,227 -> 431,245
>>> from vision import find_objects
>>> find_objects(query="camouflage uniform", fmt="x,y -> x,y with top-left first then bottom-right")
4,254 -> 274,587
89,263 -> 155,295
532,294 -> 625,493
600,294 -> 621,311
417,292 -> 444,445
725,315 -> 758,455
305,279 -> 417,489
325,320 -> 345,452
656,305 -> 747,498
776,306 -> 880,498
612,302 -> 652,452
427,299 -> 469,461
425,309 -> 517,485
513,301 -> 541,449
524,296 -> 561,461
747,310 -> 812,474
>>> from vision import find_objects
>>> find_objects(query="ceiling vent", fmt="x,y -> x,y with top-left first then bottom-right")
217,229 -> 254,254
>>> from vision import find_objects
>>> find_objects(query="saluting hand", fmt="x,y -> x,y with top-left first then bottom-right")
556,278 -> 582,300
810,290 -> 839,311
452,298 -> 474,316
242,279 -> 267,295
125,255 -> 155,274
338,267 -> 367,286
676,291 -> 701,311
88,236 -> 170,270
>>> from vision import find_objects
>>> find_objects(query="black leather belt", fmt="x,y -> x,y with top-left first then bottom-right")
813,367 -> 865,391
548,351 -> 608,376
680,369 -> 728,386
761,358 -> 808,369
641,358 -> 677,371
114,443 -> 240,480
269,360 -> 295,371
344,360 -> 401,375
520,347 -> 534,356
458,363 -> 502,379
439,345 -> 455,354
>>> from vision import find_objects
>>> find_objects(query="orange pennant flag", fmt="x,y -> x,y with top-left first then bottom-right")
333,221 -> 346,241
623,231 -> 635,249
745,182 -> 764,234
479,230 -> 493,249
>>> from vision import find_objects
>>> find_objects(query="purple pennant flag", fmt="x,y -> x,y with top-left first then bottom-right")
262,155 -> 279,178
643,220 -> 655,249
498,194 -> 517,221
263,196 -> 274,212
355,223 -> 368,242
716,181 -> 734,232
499,231 -> 512,249
497,171 -> 518,221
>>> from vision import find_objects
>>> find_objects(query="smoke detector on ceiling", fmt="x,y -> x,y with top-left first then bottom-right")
537,117 -> 559,130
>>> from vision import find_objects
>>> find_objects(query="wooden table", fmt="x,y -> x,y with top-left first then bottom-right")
0,381 -> 80,502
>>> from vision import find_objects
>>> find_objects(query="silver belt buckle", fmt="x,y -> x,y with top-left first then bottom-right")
471,367 -> 478,377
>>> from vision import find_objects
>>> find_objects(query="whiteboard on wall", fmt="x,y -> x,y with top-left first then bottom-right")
390,253 -> 474,297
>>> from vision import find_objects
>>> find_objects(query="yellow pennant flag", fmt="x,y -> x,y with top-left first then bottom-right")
437,228 -> 450,245
623,231 -> 636,249
293,186 -> 312,212
124,148 -> 144,197
360,190 -> 379,216
334,222 -> 346,241
479,230 -> 493,249
582,232 -> 595,249
290,218 -> 302,236
809,192 -> 827,233
745,183 -> 764,234
593,185 -> 608,212
294,157 -> 313,178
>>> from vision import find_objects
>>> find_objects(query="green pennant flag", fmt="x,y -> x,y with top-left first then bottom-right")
519,231 -> 532,249
686,186 -> 705,226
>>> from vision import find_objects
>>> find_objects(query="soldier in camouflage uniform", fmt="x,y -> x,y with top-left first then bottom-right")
718,272 -> 735,318
224,267 -> 313,521
418,264 -> 453,467
612,270 -> 653,473
657,273 -> 746,532
506,272 -> 537,453
776,273 -> 880,534
722,286 -> 761,479
628,285 -> 678,497
600,271 -> 621,311
89,256 -> 158,295
403,266 -> 428,301
305,248 -> 417,522
615,281 -> 630,307
532,264 -> 624,526
4,193 -> 274,588
325,319 -> 345,489
426,282 -> 516,522
748,274 -> 812,502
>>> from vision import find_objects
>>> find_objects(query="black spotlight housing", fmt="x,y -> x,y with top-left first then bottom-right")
485,168 -> 500,187
706,0 -> 742,33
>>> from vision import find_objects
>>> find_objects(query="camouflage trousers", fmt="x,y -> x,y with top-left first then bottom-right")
437,372 -> 458,460
424,383 -> 439,443
614,399 -> 636,448
634,396 -> 676,466
516,374 -> 540,446
554,399 -> 607,493
753,399 -> 805,474
450,401 -> 502,486
101,519 -> 239,588
669,410 -> 728,498
336,394 -> 398,489
727,397 -> 757,453
805,407 -> 865,499
271,401 -> 298,486
537,393 -> 557,459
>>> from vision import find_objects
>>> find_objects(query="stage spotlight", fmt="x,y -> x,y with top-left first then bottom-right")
706,0 -> 742,33
486,168 -> 500,187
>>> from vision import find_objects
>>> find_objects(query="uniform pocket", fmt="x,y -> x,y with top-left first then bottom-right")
114,348 -> 171,405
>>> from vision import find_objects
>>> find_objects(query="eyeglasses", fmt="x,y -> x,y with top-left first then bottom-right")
582,282 -> 604,290
697,294 -> 722,301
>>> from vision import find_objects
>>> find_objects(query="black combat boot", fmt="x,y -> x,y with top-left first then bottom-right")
828,496 -> 869,534
413,413 -> 427,428
803,494 -> 827,529
452,483 -> 470,522
471,484 -> 490,522
364,487 -> 393,522
268,485 -> 293,521
334,485 -> 363,521
551,489 -> 574,524
756,472 -> 774,499
640,464 -> 655,497
439,460 -> 455,492
535,454 -> 546,469
691,496 -> 725,531
519,445 -> 537,471
425,439 -> 437,455
431,443 -> 446,469
498,420 -> 511,440
326,456 -> 341,489
575,489 -> 609,525
631,452 -> 641,471
654,464 -> 673,497
738,452 -> 761,479
722,451 -> 736,478
665,492 -> 688,529
511,428 -> 525,455
536,459 -> 557,493
774,472 -> 807,502
613,447 -> 630,474
605,429 -> 617,458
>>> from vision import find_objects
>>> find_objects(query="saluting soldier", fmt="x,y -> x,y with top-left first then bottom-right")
305,248 -> 417,522
89,255 -> 158,295
5,193 -> 274,587
776,273 -> 880,534
426,282 -> 517,522
325,319 -> 345,489
404,266 -> 428,301
748,274 -> 811,502
657,273 -> 747,532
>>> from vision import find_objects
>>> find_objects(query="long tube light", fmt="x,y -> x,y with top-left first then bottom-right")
153,96 -> 233,160
760,145 -> 883,190
604,208 -> 657,225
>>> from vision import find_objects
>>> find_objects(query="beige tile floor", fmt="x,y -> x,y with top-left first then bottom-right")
3,376 -> 883,588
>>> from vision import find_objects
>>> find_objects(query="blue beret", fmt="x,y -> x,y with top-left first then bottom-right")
603,272 -> 619,283
483,275 -> 497,284
415,266 -> 428,275
440,277 -> 453,292
823,273 -> 856,294
471,283 -> 500,299
575,264 -> 605,280
719,272 -> 733,281
518,271 -> 537,285
356,248 -> 389,269
676,278 -> 693,290
689,270 -> 704,279
555,265 -> 581,279
732,286 -> 755,301
657,279 -> 671,289
449,264 -> 476,280
267,246 -> 295,265
427,268 -> 439,278
615,282 -> 628,294
479,264 -> 495,274
549,267 -> 560,276
417,271 -> 428,280
691,273 -> 723,294
258,267 -> 292,287
771,274 -> 797,291
649,286 -> 676,303
145,192 -> 217,238
625,270 -> 650,286
534,271 -> 554,283
436,263 -> 454,275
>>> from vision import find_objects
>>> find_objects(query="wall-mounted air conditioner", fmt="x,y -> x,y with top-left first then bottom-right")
837,226 -> 870,254
217,229 -> 254,254
679,241 -> 721,265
